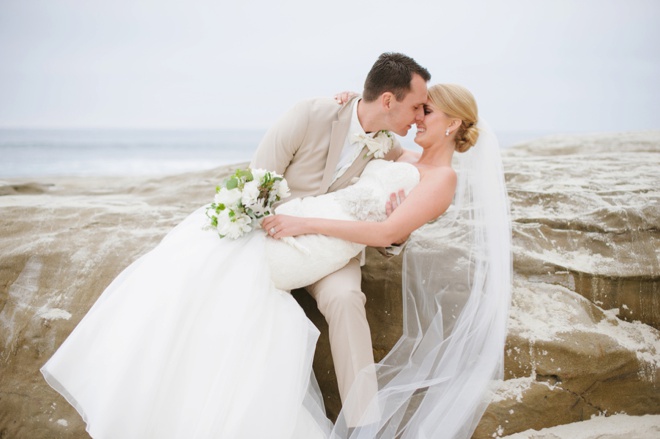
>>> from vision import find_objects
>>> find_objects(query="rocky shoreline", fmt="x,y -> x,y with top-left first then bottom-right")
1,131 -> 658,438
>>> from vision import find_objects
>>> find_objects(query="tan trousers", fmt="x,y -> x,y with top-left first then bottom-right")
306,255 -> 379,427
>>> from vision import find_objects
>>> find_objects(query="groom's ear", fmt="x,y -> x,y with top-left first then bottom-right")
381,92 -> 395,110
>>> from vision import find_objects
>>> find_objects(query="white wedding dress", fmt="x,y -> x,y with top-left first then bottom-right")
41,160 -> 420,439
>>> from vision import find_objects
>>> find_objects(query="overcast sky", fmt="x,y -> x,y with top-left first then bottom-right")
0,0 -> 658,134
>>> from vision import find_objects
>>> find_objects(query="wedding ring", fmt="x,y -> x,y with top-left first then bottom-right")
270,227 -> 276,235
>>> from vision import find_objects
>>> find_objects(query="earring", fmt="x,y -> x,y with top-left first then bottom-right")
445,129 -> 449,137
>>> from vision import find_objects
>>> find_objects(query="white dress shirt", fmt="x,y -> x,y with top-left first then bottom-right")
332,99 -> 377,183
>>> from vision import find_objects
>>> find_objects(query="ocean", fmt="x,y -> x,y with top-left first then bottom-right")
0,128 -> 553,178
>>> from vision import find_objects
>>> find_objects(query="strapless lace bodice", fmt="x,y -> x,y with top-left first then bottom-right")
266,160 -> 419,290
334,160 -> 419,222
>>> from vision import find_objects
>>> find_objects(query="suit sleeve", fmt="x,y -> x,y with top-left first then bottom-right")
383,136 -> 404,162
250,100 -> 310,174
376,136 -> 406,257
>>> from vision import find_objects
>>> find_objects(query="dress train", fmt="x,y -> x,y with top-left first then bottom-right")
42,207 -> 331,438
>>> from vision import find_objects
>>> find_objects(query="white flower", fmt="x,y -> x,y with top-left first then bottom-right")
276,179 -> 290,199
251,168 -> 267,182
206,167 -> 289,240
370,131 -> 394,158
215,187 -> 242,207
241,180 -> 260,207
352,130 -> 394,159
216,210 -> 252,239
214,208 -> 232,227
250,201 -> 268,218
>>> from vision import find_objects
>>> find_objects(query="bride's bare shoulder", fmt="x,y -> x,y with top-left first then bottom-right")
419,165 -> 457,187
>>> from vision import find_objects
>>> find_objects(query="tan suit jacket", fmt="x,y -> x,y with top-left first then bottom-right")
250,96 -> 402,200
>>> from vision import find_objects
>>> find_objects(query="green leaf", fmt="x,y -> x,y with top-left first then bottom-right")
238,169 -> 253,181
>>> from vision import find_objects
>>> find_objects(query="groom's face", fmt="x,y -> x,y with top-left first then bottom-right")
386,73 -> 428,136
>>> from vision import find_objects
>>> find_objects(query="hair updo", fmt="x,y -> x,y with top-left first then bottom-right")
427,84 -> 479,153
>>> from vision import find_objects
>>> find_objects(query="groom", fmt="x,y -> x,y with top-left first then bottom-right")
250,52 -> 430,425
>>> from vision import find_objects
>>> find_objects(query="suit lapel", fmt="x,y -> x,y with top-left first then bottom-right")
328,146 -> 370,192
319,96 -> 359,194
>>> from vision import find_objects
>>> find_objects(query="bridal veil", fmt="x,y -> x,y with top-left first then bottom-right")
327,121 -> 513,439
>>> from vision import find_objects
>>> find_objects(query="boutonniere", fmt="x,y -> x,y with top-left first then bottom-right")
351,130 -> 395,159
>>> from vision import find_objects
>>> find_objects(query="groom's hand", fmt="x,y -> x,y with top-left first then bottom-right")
385,190 -> 406,216
386,190 -> 409,245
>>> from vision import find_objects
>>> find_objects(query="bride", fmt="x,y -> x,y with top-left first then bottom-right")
41,84 -> 511,439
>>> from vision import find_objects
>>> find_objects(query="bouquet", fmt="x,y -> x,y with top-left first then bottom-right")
206,168 -> 290,239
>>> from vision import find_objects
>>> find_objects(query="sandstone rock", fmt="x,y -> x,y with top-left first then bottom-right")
501,413 -> 660,439
1,131 -> 659,438
473,131 -> 660,437
505,131 -> 660,329
472,279 -> 659,438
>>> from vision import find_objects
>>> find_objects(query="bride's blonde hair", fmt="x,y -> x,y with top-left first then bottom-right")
428,84 -> 479,153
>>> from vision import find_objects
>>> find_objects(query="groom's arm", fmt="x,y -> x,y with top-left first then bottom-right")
383,136 -> 404,162
250,100 -> 310,174
375,190 -> 409,257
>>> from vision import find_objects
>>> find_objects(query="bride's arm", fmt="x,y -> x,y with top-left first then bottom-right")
262,168 -> 457,247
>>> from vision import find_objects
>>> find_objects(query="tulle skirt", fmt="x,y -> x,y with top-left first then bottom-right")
41,207 -> 331,439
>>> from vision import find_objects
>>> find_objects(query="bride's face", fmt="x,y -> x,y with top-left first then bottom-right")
414,101 -> 452,148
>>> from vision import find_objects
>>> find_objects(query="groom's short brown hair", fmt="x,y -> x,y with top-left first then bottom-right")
362,52 -> 431,102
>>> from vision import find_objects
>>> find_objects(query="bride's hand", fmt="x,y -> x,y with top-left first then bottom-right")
262,214 -> 308,239
334,91 -> 359,105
